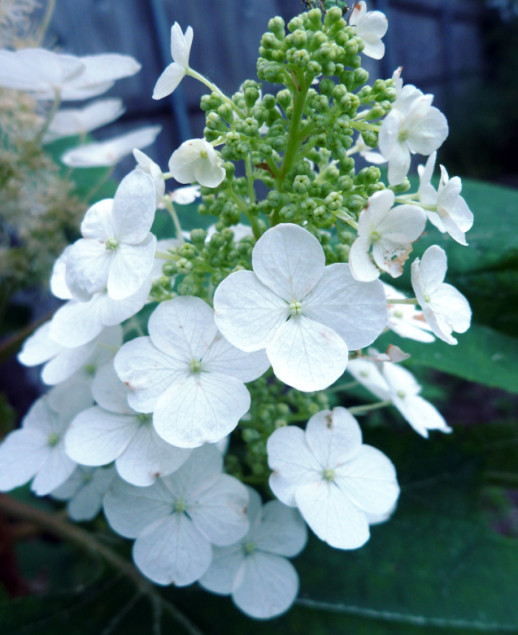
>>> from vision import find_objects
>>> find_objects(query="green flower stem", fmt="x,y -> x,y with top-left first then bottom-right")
163,197 -> 185,245
326,380 -> 359,393
0,494 -> 205,635
348,400 -> 392,415
155,250 -> 176,260
187,68 -> 246,118
33,88 -> 61,145
351,121 -> 380,133
35,0 -> 57,45
394,196 -> 435,211
244,154 -> 263,239
386,298 -> 418,305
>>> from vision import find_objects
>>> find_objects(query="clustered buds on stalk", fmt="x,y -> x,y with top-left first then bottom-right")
0,1 -> 473,620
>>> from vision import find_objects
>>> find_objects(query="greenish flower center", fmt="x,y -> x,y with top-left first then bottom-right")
394,309 -> 404,318
243,540 -> 256,555
105,238 -> 119,251
84,363 -> 97,376
137,413 -> 152,425
396,390 -> 406,399
174,499 -> 187,513
370,230 -> 381,242
189,359 -> 203,374
200,149 -> 208,159
288,300 -> 303,316
398,130 -> 409,142
47,432 -> 60,447
323,468 -> 335,482
423,293 -> 431,303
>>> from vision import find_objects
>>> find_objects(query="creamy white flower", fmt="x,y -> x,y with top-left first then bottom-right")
61,126 -> 161,168
103,445 -> 249,586
418,152 -> 474,245
200,487 -> 307,619
51,465 -> 116,521
214,223 -> 387,392
170,185 -> 201,205
0,380 -> 92,495
65,363 -> 191,486
349,189 -> 426,282
348,358 -> 451,437
43,98 -> 125,143
114,296 -> 269,448
133,149 -> 165,206
65,170 -> 157,301
153,22 -> 193,100
349,1 -> 388,60
383,283 -> 435,343
411,245 -> 471,344
267,407 -> 400,549
379,78 -> 448,185
169,138 -> 226,188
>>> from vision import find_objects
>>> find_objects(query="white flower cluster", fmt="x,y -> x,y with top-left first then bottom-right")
1,2 -> 475,621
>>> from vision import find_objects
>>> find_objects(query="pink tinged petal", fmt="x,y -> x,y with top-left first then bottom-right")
305,408 -> 363,469
213,270 -> 287,352
266,315 -> 349,392
170,23 -> 193,67
31,445 -> 77,496
232,552 -> 299,619
251,501 -> 308,557
112,171 -> 157,243
107,235 -> 156,300
153,373 -> 251,448
267,426 -> 322,506
304,264 -> 388,351
133,513 -> 212,586
295,480 -> 370,549
0,429 -> 48,491
80,199 -> 116,241
65,407 -> 137,466
116,424 -> 191,486
394,394 -> 451,438
199,544 -> 244,595
103,478 -> 174,538
191,474 -> 249,545
333,445 -> 400,515
348,236 -> 379,282
114,337 -> 185,413
18,322 -> 62,367
202,333 -> 270,382
148,296 -> 217,362
252,224 -> 325,301
66,238 -> 112,299
49,297 -> 104,348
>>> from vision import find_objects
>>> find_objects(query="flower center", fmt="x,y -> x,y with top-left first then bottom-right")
105,238 -> 119,251
323,468 -> 335,482
288,300 -> 303,316
199,149 -> 208,159
243,540 -> 256,555
47,432 -> 60,447
398,129 -> 409,142
423,293 -> 431,303
394,309 -> 404,318
370,230 -> 381,242
189,359 -> 203,374
84,363 -> 97,376
174,499 -> 187,513
137,413 -> 152,425
396,390 -> 406,399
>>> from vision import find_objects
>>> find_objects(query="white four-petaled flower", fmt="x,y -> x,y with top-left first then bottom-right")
168,138 -> 226,188
153,22 -> 193,100
349,1 -> 388,60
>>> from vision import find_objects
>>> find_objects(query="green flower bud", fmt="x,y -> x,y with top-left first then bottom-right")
162,262 -> 177,277
190,229 -> 207,244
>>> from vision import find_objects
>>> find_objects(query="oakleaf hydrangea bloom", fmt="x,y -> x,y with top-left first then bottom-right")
384,283 -> 435,343
65,170 -> 157,300
51,466 -> 115,521
168,138 -> 226,188
65,364 -> 191,486
349,189 -> 426,281
411,245 -> 471,344
214,223 -> 388,392
348,357 -> 451,437
379,78 -> 448,185
114,296 -> 269,448
43,98 -> 125,143
267,407 -> 400,549
103,445 -> 249,586
200,487 -> 307,619
153,22 -> 193,100
0,380 -> 92,495
349,1 -> 388,60
418,152 -> 474,245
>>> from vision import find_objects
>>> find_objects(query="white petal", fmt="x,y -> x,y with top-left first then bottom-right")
31,444 -> 77,496
199,543 -> 244,594
44,98 -> 125,142
394,394 -> 451,438
349,236 -> 380,282
252,501 -> 308,557
171,23 -> 193,67
0,429 -> 47,491
153,62 -> 185,99
66,238 -> 112,299
112,171 -> 157,243
202,333 -> 270,382
49,297 -> 104,348
305,408 -> 363,468
107,236 -> 156,300
18,322 -> 62,367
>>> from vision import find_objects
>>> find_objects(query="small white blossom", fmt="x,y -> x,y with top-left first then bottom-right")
200,487 -> 307,619
214,223 -> 387,392
411,245 -> 471,344
349,189 -> 426,282
65,170 -> 157,301
170,185 -> 201,205
267,407 -> 400,549
103,445 -> 249,586
348,358 -> 451,437
418,152 -> 474,245
384,283 -> 435,343
349,1 -> 388,60
65,363 -> 191,486
153,22 -> 193,100
44,98 -> 125,143
61,126 -> 161,168
169,138 -> 226,188
114,296 -> 269,448
51,466 -> 115,521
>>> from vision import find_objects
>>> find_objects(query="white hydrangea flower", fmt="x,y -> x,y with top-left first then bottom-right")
65,363 -> 191,486
44,98 -> 125,143
200,487 -> 307,619
65,170 -> 157,301
379,77 -> 448,185
18,324 -> 122,386
153,22 -> 193,100
348,358 -> 451,437
349,189 -> 426,282
418,152 -> 474,246
170,185 -> 201,205
103,445 -> 249,586
114,296 -> 269,448
168,138 -> 226,188
383,283 -> 435,343
267,407 -> 400,549
349,1 -> 388,60
411,245 -> 471,344
61,125 -> 161,168
51,465 -> 116,521
133,149 -> 165,206
213,223 -> 387,392
0,380 -> 92,496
